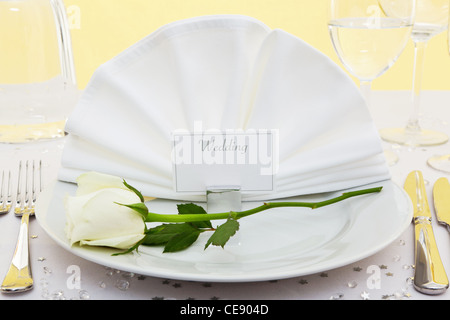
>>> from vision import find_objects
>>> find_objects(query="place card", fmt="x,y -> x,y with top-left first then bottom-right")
172,127 -> 277,193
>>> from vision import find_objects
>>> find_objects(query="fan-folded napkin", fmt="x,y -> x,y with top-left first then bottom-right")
59,15 -> 390,201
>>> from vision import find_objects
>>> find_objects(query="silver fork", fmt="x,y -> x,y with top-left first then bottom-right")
0,170 -> 12,215
1,160 -> 42,293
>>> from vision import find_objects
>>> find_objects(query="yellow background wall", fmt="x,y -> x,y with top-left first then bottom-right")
63,0 -> 450,91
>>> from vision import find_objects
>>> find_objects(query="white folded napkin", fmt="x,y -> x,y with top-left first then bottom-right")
59,15 -> 390,201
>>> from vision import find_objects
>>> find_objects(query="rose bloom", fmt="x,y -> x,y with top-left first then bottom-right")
65,172 -> 146,249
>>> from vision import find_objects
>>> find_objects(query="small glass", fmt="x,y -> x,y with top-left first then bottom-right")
0,0 -> 78,143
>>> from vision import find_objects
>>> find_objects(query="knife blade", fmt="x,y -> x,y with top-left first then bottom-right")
404,171 -> 448,295
433,177 -> 450,232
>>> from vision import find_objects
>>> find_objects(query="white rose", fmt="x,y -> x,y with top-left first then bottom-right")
65,172 -> 146,250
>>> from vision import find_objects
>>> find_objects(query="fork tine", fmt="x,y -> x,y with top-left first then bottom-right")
14,161 -> 23,216
30,160 -> 41,214
25,160 -> 31,213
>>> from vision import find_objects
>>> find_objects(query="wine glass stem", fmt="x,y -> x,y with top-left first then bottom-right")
360,80 -> 372,107
407,39 -> 428,133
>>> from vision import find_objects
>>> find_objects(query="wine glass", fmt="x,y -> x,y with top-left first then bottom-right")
379,0 -> 449,147
328,0 -> 415,164
427,5 -> 450,172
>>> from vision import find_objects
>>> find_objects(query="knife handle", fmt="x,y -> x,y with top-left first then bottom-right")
413,217 -> 449,295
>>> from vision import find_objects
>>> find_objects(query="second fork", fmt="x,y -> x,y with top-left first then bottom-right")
1,160 -> 42,293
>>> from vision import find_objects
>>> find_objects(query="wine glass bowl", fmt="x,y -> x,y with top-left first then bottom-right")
329,0 -> 414,84
328,17 -> 412,82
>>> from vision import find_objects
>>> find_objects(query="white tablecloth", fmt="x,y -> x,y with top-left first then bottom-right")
1,90 -> 450,301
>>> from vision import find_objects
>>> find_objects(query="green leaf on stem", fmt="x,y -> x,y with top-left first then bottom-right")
163,228 -> 202,253
177,203 -> 212,229
143,223 -> 199,246
205,219 -> 240,249
177,203 -> 206,215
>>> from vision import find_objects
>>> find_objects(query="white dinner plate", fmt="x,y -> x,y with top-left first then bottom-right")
35,179 -> 412,283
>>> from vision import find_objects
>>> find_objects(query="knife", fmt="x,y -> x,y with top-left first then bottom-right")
433,177 -> 450,232
404,171 -> 448,295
